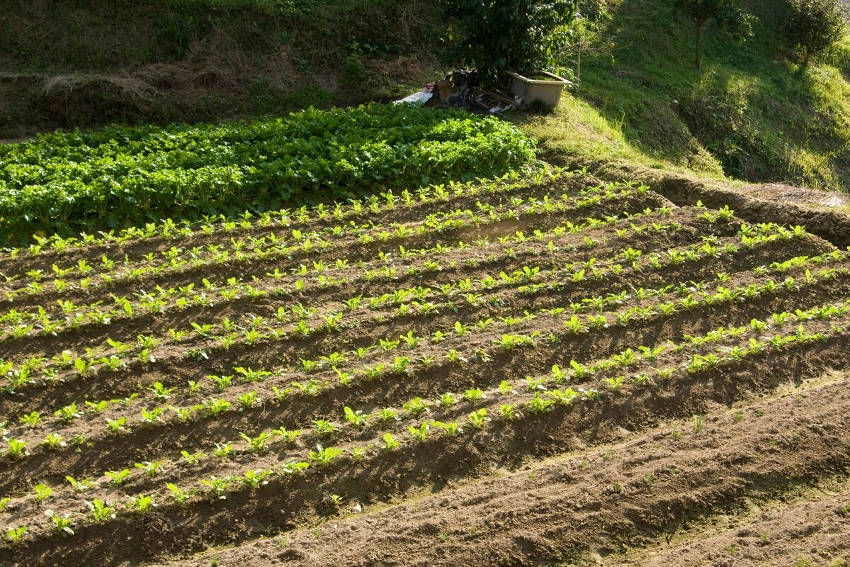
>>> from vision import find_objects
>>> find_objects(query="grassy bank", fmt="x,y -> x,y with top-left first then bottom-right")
0,0 -> 439,136
520,0 -> 850,192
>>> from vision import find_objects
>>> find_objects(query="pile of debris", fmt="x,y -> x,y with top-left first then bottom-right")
395,70 -> 520,114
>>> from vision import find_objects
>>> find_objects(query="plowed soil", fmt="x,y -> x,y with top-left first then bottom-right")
1,169 -> 849,566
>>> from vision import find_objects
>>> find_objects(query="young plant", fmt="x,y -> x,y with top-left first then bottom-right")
105,469 -> 131,486
313,420 -> 341,436
499,404 -> 518,420
309,444 -> 342,466
408,422 -> 430,441
34,483 -> 52,502
344,406 -> 368,427
403,397 -> 429,416
526,394 -> 553,413
5,526 -> 26,545
18,411 -> 41,428
65,475 -> 94,492
149,381 -> 176,401
240,431 -> 273,453
127,494 -> 156,513
242,469 -> 272,489
45,510 -> 75,535
382,433 -> 400,450
106,417 -> 128,434
5,437 -> 28,459
166,483 -> 192,504
86,499 -> 115,522
467,409 -> 489,428
433,420 -> 462,436
134,461 -> 165,477
213,442 -> 233,459
181,450 -> 206,465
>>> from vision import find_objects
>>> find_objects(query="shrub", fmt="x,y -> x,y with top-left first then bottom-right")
783,0 -> 848,65
436,0 -> 576,85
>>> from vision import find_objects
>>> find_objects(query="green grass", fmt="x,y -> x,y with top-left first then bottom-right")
516,0 -> 850,192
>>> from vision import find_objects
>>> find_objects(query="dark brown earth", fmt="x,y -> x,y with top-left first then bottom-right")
167,371 -> 850,567
1,170 -> 850,567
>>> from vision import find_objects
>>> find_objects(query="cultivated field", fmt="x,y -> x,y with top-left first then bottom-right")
1,169 -> 850,566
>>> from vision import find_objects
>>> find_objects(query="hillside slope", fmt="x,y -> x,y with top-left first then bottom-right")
0,0 -> 439,136
524,0 -> 850,192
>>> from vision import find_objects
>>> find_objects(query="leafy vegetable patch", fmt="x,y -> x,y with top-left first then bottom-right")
0,103 -> 536,242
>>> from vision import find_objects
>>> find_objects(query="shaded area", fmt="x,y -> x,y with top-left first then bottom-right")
0,0 -> 440,137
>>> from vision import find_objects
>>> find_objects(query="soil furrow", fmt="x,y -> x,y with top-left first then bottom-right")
5,330 -> 850,566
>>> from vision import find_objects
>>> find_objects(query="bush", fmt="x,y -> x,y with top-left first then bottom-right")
0,104 -> 536,242
437,0 -> 576,85
783,0 -> 848,65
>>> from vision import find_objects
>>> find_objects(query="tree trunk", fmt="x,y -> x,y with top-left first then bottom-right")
695,21 -> 703,69
577,41 -> 582,84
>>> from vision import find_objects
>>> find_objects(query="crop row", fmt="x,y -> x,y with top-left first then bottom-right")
0,220 -> 828,401
0,168 -> 587,268
2,250 -> 848,482
2,301 -> 848,552
0,178 -> 651,304
0,198 -> 677,339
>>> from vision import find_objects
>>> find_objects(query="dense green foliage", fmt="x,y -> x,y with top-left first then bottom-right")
0,104 -> 535,242
783,0 -> 848,64
671,0 -> 749,68
437,0 -> 576,84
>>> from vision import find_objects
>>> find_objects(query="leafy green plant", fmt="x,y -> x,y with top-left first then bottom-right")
382,433 -> 401,450
433,420 -> 462,436
467,409 -> 489,428
134,461 -> 165,477
105,469 -> 130,486
65,475 -> 94,492
242,469 -> 272,489
436,0 -> 575,83
166,483 -> 192,504
5,526 -> 26,545
344,406 -> 368,427
0,104 -> 535,242
18,411 -> 40,427
45,510 -> 75,535
127,494 -> 156,513
86,499 -> 115,522
309,444 -> 343,466
240,431 -> 273,453
106,417 -> 128,434
34,483 -> 52,502
7,438 -> 28,459
783,0 -> 847,64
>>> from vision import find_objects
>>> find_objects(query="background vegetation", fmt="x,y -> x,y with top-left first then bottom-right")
1,0 -> 849,192
0,0 -> 439,135
523,0 -> 850,191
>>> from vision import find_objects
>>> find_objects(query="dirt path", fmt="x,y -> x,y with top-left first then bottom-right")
738,182 -> 849,212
